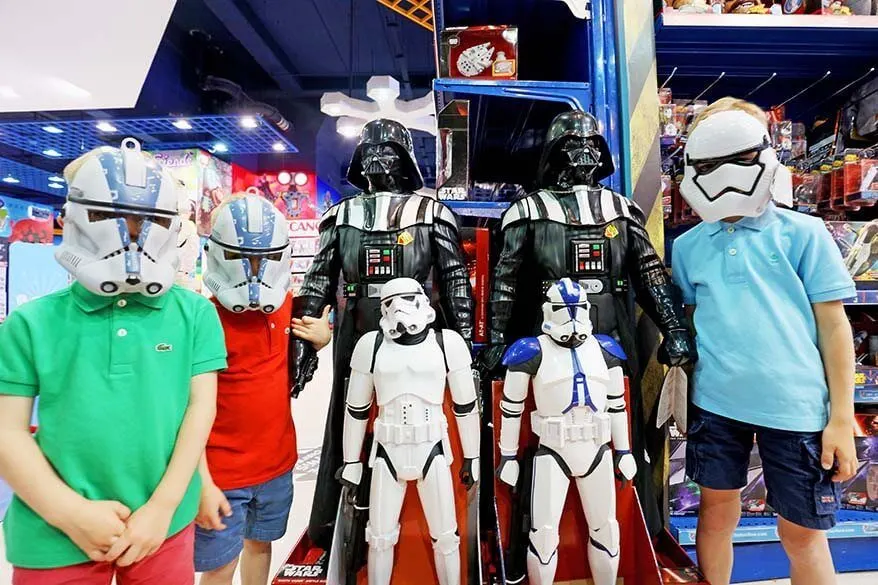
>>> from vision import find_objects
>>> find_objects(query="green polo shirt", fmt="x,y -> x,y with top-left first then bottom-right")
0,282 -> 227,569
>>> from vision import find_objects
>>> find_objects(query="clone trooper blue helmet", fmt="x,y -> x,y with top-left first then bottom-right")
542,278 -> 594,346
204,194 -> 291,314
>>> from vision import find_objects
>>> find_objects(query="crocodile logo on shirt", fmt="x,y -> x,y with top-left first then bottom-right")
155,343 -> 173,352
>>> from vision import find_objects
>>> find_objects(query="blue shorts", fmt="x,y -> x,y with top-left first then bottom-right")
686,406 -> 840,530
195,472 -> 294,572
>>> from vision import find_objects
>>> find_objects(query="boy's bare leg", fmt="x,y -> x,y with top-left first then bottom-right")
777,516 -> 836,585
199,557 -> 239,585
241,539 -> 272,585
695,487 -> 741,585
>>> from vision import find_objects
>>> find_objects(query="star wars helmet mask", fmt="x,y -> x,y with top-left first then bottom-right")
681,110 -> 781,224
55,138 -> 181,297
204,195 -> 291,314
537,110 -> 615,189
347,118 -> 425,193
378,277 -> 436,340
542,278 -> 594,347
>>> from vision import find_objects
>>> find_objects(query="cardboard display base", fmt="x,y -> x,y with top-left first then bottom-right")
274,398 -> 482,585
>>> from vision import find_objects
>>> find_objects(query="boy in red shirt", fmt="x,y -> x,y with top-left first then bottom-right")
196,194 -> 331,585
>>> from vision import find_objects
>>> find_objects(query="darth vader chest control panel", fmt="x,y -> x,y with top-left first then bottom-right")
364,244 -> 398,279
571,239 -> 606,274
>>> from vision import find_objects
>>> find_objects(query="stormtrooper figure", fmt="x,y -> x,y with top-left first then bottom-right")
681,109 -> 787,224
203,194 -> 292,313
293,119 -> 472,558
55,138 -> 181,296
338,278 -> 480,585
497,278 -> 636,585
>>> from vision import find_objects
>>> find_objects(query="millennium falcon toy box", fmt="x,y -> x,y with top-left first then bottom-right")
439,25 -> 518,80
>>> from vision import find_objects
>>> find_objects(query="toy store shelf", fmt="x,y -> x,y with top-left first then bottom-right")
671,511 -> 878,546
445,200 -> 511,218
655,13 -> 878,77
433,78 -> 592,110
845,289 -> 878,305
856,366 -> 878,404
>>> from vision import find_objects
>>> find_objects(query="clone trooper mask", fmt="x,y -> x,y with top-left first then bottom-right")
541,278 -> 594,348
55,138 -> 181,297
204,195 -> 291,313
681,110 -> 781,223
347,119 -> 425,193
378,278 -> 436,341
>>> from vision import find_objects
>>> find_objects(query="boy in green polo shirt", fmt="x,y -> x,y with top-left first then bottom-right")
0,138 -> 227,585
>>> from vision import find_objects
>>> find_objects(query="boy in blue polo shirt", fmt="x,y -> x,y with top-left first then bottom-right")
673,98 -> 857,585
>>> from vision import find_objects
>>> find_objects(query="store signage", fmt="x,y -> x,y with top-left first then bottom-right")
153,151 -> 196,168
288,219 -> 320,238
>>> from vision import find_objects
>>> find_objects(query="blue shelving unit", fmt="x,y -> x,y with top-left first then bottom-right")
433,78 -> 592,111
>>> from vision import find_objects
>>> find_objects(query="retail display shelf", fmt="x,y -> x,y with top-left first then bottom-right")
433,78 -> 592,110
444,200 -> 511,218
660,13 -> 878,30
845,290 -> 878,305
671,511 -> 878,546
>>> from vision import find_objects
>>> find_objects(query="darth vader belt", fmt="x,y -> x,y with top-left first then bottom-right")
343,281 -> 431,299
540,278 -> 628,296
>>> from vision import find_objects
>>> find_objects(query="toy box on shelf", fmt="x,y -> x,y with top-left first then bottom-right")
460,227 -> 490,344
840,414 -> 878,511
825,220 -> 878,283
437,99 -> 471,202
0,195 -> 55,322
439,26 -> 518,80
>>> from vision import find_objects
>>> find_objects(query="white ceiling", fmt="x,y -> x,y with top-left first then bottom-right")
0,0 -> 177,113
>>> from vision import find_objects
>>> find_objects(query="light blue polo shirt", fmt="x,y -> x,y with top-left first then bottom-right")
672,204 -> 855,432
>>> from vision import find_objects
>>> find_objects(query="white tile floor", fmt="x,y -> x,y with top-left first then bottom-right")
1,342 -> 876,584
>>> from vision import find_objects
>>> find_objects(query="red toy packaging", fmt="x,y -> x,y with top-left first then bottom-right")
844,149 -> 878,207
460,227 -> 490,344
840,414 -> 878,512
439,26 -> 518,80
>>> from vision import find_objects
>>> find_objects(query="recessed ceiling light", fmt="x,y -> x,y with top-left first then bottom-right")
48,176 -> 65,183
42,125 -> 63,134
48,182 -> 65,189
42,149 -> 62,157
213,142 -> 228,153
2,176 -> 20,184
240,116 -> 258,129
272,142 -> 286,152
172,119 -> 192,130
96,121 -> 118,132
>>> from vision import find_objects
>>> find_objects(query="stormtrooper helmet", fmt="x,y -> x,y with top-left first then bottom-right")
542,278 -> 594,347
681,110 -> 781,224
55,138 -> 181,297
378,277 -> 435,340
204,195 -> 291,314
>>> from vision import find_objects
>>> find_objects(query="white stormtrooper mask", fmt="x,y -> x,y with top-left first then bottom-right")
378,278 -> 435,340
204,195 -> 291,314
542,278 -> 593,347
55,138 -> 181,297
681,110 -> 782,224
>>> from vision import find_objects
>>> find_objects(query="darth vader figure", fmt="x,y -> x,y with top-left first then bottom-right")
485,111 -> 697,574
291,119 -> 473,565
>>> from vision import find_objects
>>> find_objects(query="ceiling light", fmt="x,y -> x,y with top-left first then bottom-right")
277,171 -> 292,185
172,119 -> 192,130
294,172 -> 309,186
42,125 -> 63,134
42,149 -> 62,157
96,121 -> 118,132
48,176 -> 65,183
336,117 -> 363,139
240,116 -> 258,129
212,142 -> 228,153
272,142 -> 286,152
2,176 -> 20,184
48,182 -> 65,189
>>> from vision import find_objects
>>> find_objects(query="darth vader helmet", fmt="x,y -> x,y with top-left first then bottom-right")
537,110 -> 615,189
347,119 -> 425,193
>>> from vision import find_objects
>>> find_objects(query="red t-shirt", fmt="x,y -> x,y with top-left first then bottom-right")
206,294 -> 297,490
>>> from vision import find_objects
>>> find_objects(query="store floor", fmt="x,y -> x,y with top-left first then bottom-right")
0,342 -> 876,583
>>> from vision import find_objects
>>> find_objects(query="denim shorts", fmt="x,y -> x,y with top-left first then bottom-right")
686,406 -> 840,530
195,472 -> 294,572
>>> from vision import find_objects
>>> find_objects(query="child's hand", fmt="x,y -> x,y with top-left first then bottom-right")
822,417 -> 857,482
196,482 -> 233,531
292,305 -> 333,350
59,499 -> 131,562
106,500 -> 173,567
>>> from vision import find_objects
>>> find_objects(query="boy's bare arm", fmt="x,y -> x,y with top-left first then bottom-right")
0,395 -> 130,561
291,304 -> 333,350
814,300 -> 857,482
109,372 -> 218,566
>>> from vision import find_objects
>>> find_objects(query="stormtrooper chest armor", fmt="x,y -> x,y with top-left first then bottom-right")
373,331 -> 447,409
532,335 -> 611,416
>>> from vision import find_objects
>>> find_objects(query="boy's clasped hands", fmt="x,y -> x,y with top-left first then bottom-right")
58,496 -> 175,567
